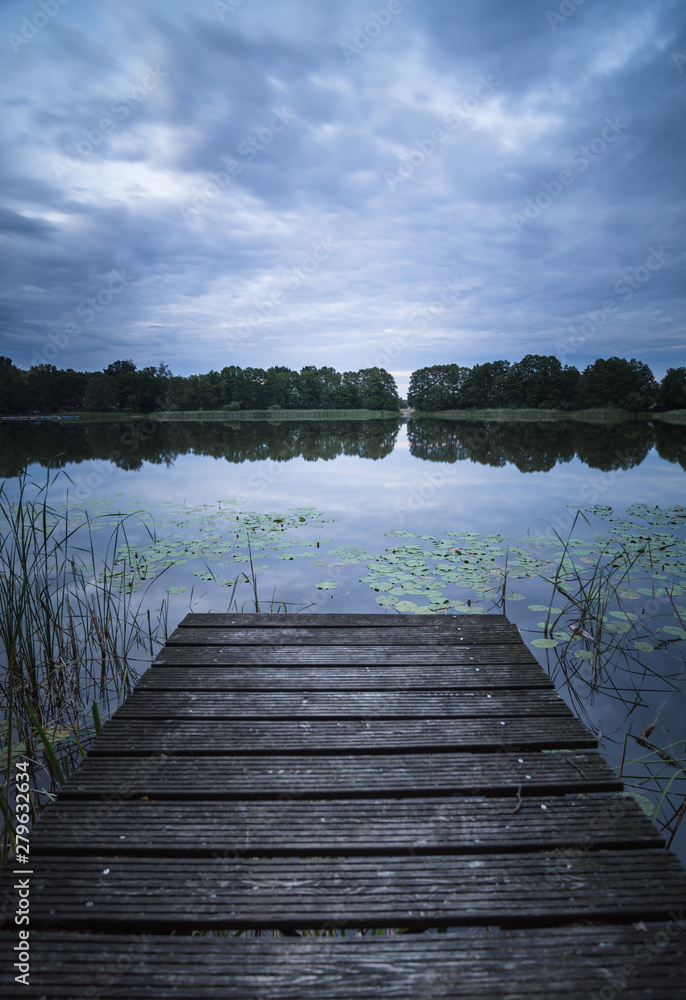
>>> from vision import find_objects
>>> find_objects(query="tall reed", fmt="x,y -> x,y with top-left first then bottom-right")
0,470 -> 167,865
525,510 -> 686,848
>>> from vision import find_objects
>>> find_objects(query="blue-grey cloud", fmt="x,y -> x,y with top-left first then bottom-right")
0,0 -> 684,387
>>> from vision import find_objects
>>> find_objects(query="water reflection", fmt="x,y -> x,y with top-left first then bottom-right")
408,418 -> 686,473
0,418 -> 402,477
0,416 -> 684,478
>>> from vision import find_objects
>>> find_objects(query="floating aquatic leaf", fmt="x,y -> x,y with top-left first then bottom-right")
165,586 -> 188,594
633,641 -> 654,652
315,582 -> 338,590
531,638 -> 559,648
395,600 -> 418,613
662,626 -> 686,639
604,621 -> 632,634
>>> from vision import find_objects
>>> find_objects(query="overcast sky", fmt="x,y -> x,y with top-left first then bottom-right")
1,0 -> 684,395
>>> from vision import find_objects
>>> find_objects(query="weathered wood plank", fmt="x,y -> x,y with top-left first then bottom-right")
153,644 -> 539,666
143,661 -> 552,688
29,794 -> 661,856
114,689 -> 572,720
89,716 -> 596,755
57,751 -> 622,800
18,851 -> 686,931
166,627 -> 525,647
177,612 -> 517,634
4,925 -> 685,999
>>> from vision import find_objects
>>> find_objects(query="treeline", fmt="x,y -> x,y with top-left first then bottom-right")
2,354 -> 685,416
0,358 -> 400,415
408,357 -> 686,412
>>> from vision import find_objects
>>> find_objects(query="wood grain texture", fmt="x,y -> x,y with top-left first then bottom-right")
143,661 -> 553,687
114,688 -> 572,720
29,794 -> 662,856
166,626 -> 524,647
89,715 -> 597,755
57,751 -> 622,800
153,644 -> 539,666
3,925 -> 685,999
15,851 -> 686,931
177,612 -> 517,633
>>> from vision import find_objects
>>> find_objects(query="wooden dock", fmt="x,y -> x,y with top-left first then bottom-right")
2,612 -> 686,997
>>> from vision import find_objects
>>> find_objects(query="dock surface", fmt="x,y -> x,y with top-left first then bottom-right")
2,612 -> 685,996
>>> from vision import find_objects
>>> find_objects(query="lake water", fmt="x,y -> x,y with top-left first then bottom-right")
2,415 -> 685,858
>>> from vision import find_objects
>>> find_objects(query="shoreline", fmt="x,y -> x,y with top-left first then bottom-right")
2,408 -> 686,424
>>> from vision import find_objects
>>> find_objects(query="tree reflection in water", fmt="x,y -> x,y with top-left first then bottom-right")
0,415 -> 684,479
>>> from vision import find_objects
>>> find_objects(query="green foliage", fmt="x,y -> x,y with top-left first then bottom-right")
4,354 -> 679,417
408,364 -> 471,410
0,358 -> 401,416
503,355 -> 580,410
576,357 -> 658,410
656,367 -> 686,412
407,355 -> 676,413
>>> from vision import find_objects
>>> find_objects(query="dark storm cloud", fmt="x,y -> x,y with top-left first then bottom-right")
0,207 -> 56,237
0,0 -> 684,386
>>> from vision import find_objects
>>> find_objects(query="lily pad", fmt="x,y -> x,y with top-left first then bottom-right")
662,626 -> 686,639
394,600 -> 419,613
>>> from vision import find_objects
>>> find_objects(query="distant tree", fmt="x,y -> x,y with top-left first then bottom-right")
460,361 -> 511,408
356,368 -> 400,410
27,364 -> 66,413
242,367 -> 267,408
297,366 -> 324,408
135,366 -> 164,412
219,366 -> 247,409
0,356 -> 26,414
204,370 -> 224,410
58,368 -> 89,411
407,364 -> 470,410
317,366 -> 342,408
656,367 -> 686,411
104,359 -> 137,410
84,373 -> 118,412
577,357 -> 657,410
503,355 -> 579,409
264,366 -> 298,409
335,371 -> 361,408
